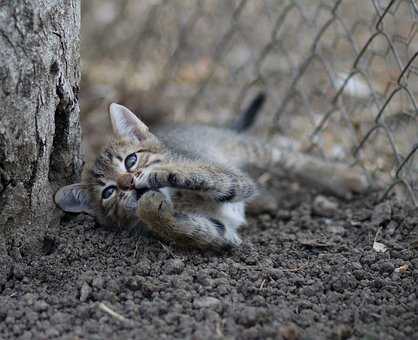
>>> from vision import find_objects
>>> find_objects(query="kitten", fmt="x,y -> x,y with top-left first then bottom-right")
55,97 -> 367,250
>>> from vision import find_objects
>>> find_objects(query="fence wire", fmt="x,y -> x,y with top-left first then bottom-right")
81,0 -> 418,205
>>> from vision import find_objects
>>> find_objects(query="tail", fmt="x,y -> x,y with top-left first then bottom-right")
230,93 -> 266,132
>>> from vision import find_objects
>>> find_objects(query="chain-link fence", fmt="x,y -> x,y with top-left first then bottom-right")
81,0 -> 418,205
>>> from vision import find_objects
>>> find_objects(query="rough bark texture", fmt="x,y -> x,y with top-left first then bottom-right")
0,0 -> 81,281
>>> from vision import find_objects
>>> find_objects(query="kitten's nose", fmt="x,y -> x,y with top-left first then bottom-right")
117,173 -> 134,190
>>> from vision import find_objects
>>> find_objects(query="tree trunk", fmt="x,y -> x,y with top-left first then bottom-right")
0,0 -> 81,280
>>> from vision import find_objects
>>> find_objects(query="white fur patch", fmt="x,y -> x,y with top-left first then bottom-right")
219,202 -> 246,230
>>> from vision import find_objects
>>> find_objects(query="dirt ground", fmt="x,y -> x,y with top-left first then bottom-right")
1,174 -> 417,340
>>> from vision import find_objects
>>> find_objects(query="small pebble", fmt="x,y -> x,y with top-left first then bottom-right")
377,261 -> 395,273
23,293 -> 35,305
312,195 -> 338,217
34,300 -> 49,312
80,282 -> 92,302
92,276 -> 105,289
278,322 -> 300,340
165,259 -> 185,275
193,297 -> 220,308
371,201 -> 392,226
237,307 -> 258,327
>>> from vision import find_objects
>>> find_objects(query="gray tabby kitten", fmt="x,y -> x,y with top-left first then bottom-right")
55,97 -> 367,250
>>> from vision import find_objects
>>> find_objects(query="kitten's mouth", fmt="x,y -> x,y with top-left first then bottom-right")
135,188 -> 150,200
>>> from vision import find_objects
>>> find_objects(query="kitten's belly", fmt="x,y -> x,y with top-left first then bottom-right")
161,188 -> 246,229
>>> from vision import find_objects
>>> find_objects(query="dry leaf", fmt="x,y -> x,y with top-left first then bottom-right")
395,264 -> 409,273
373,241 -> 388,253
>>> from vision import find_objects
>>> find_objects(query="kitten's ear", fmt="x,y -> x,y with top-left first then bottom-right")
109,103 -> 150,141
54,183 -> 95,215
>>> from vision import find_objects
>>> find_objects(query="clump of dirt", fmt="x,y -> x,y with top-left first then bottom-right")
1,175 -> 417,339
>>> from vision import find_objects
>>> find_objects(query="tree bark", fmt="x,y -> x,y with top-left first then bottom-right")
0,0 -> 81,280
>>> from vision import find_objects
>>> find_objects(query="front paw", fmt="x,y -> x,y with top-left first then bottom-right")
135,167 -> 166,190
135,167 -> 185,190
138,190 -> 174,223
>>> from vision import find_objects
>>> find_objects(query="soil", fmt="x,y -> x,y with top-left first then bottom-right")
1,175 -> 417,340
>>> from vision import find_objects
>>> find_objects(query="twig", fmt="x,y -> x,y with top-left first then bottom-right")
215,320 -> 224,337
133,238 -> 141,259
284,264 -> 308,272
98,303 -> 131,324
259,279 -> 266,290
159,241 -> 176,258
373,227 -> 382,244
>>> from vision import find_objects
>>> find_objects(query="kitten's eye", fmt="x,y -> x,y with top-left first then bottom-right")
102,185 -> 116,200
124,153 -> 138,171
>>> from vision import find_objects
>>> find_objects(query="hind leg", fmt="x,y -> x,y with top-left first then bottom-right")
137,190 -> 241,250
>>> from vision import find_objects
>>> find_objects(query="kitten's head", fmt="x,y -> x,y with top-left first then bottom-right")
55,103 -> 167,228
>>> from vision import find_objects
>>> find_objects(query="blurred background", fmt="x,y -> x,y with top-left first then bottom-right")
80,0 -> 418,204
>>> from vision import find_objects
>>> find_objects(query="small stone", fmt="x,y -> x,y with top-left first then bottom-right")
391,271 -> 401,280
386,220 -> 398,235
312,195 -> 338,217
278,322 -> 300,340
5,316 -> 15,324
351,262 -> 362,270
328,225 -> 346,235
165,259 -> 185,275
334,324 -> 353,340
237,307 -> 258,327
353,270 -> 365,280
193,297 -> 221,308
23,293 -> 35,305
77,305 -> 91,319
276,210 -> 291,221
376,261 -> 395,273
51,311 -> 70,324
372,279 -> 384,289
45,328 -> 60,338
80,282 -> 92,302
0,255 -> 13,287
34,300 -> 49,312
260,214 -> 272,223
92,276 -> 105,289
195,271 -> 212,286
371,201 -> 392,226
13,264 -> 25,280
301,285 -> 316,297
25,310 -> 39,324
126,277 -> 141,291
20,331 -> 32,340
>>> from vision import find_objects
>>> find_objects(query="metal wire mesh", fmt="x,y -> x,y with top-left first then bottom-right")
81,0 -> 418,204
